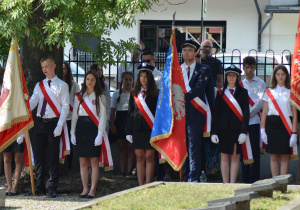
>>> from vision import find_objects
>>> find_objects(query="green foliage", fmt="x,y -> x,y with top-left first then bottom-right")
0,0 -> 158,66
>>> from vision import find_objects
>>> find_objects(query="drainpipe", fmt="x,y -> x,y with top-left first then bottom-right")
254,0 -> 262,51
258,12 -> 273,37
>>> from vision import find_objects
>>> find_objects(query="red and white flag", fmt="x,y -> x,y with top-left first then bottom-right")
290,11 -> 300,110
0,38 -> 34,151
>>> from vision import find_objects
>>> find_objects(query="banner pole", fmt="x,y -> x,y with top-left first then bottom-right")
180,168 -> 183,182
25,131 -> 35,196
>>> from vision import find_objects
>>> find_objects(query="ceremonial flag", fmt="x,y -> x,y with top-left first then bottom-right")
290,11 -> 300,110
0,38 -> 34,151
150,28 -> 187,171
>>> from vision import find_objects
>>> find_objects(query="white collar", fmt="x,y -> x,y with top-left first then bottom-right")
182,61 -> 196,69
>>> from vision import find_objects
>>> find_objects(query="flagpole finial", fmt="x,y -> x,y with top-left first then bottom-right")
172,12 -> 176,29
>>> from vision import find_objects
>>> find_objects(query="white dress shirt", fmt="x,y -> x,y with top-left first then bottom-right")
181,61 -> 196,82
242,76 -> 266,125
70,92 -> 106,134
111,90 -> 130,111
263,85 -> 292,116
139,87 -> 147,100
30,76 -> 70,127
152,67 -> 163,89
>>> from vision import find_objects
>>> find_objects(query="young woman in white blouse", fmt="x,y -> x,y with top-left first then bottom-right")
110,72 -> 135,176
261,65 -> 298,177
70,70 -> 106,198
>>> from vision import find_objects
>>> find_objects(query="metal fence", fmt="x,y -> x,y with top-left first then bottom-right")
66,49 -> 292,90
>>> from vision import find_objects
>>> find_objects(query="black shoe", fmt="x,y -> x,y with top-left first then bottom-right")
48,190 -> 56,198
86,194 -> 95,199
78,194 -> 87,198
7,191 -> 19,196
6,192 -> 10,196
24,189 -> 46,196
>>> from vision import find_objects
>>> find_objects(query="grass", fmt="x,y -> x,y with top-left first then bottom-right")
91,183 -> 243,209
86,184 -> 300,209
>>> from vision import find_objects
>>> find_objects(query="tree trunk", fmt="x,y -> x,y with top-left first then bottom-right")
21,0 -> 63,95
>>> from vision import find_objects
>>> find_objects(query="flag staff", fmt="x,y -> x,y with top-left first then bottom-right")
172,11 -> 184,182
25,131 -> 35,196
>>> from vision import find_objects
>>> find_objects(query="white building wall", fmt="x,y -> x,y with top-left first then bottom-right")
269,13 -> 298,52
108,0 -> 299,53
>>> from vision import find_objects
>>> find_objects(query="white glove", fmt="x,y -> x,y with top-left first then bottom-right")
71,134 -> 76,145
260,128 -> 268,145
290,133 -> 298,147
126,135 -> 133,143
53,125 -> 63,137
211,135 -> 219,144
16,134 -> 25,145
94,132 -> 103,146
238,133 -> 247,144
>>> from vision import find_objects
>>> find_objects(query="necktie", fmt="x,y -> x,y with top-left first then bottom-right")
187,67 -> 190,79
142,90 -> 146,99
229,88 -> 234,95
40,80 -> 51,117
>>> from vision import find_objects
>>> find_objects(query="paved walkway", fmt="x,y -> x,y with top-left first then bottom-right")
5,194 -> 88,209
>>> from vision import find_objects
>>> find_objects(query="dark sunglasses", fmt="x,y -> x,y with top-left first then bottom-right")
142,59 -> 152,63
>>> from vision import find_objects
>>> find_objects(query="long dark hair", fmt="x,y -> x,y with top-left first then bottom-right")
89,63 -> 106,92
117,71 -> 133,104
133,70 -> 158,97
79,70 -> 103,116
270,65 -> 291,89
63,61 -> 73,93
222,73 -> 240,95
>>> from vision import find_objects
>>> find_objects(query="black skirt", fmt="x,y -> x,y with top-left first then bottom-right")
218,130 -> 241,155
75,116 -> 101,157
114,110 -> 128,139
266,115 -> 291,155
3,141 -> 23,153
132,131 -> 154,150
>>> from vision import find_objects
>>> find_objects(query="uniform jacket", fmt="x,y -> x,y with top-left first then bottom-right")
211,85 -> 249,134
185,63 -> 215,122
126,92 -> 158,135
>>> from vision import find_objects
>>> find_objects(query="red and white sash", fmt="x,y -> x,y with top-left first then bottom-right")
239,81 -> 266,152
265,88 -> 298,160
133,92 -> 154,129
39,81 -> 70,163
218,88 -> 254,164
182,68 -> 211,137
133,92 -> 165,162
76,93 -> 113,170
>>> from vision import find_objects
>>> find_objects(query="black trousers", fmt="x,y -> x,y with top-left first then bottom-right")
240,124 -> 260,183
31,117 -> 60,191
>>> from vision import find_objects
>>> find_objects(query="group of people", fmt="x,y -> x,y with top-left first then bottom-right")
0,37 -> 298,199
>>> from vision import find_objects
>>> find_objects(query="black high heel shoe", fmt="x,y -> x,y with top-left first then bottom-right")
78,194 -> 88,198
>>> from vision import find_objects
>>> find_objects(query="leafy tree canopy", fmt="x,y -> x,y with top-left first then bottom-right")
0,0 -> 157,66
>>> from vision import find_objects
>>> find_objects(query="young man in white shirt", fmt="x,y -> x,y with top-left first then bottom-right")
240,56 -> 266,183
25,56 -> 70,198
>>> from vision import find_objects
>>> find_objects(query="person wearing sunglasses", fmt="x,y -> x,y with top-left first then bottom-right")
141,49 -> 162,89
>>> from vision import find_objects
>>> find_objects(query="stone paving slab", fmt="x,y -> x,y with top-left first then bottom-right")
234,179 -> 278,196
207,192 -> 258,206
195,202 -> 236,210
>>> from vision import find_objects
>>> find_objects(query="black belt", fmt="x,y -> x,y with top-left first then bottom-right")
39,117 -> 58,123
